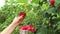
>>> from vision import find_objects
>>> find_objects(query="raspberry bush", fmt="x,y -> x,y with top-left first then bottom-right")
0,0 -> 60,34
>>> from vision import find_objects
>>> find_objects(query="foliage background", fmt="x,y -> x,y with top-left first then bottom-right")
0,0 -> 60,34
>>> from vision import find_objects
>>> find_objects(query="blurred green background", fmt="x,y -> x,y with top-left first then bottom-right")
0,0 -> 60,34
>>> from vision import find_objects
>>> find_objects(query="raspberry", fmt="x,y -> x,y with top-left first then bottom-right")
18,12 -> 26,18
50,0 -> 55,6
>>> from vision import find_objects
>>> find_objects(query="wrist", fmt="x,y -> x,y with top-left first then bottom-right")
10,22 -> 18,28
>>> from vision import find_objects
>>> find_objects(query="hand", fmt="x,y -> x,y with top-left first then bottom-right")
12,12 -> 26,26
0,12 -> 26,34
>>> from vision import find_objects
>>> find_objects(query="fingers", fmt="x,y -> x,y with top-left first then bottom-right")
17,12 -> 26,22
18,12 -> 26,18
12,12 -> 26,24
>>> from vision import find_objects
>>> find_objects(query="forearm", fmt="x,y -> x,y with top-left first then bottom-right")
0,16 -> 24,34
0,22 -> 18,34
0,12 -> 26,34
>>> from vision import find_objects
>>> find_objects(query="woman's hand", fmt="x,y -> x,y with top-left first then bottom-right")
12,12 -> 26,26
12,16 -> 24,26
0,12 -> 26,34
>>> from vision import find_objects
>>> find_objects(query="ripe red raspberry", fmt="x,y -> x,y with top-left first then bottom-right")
30,27 -> 36,32
18,12 -> 26,18
25,24 -> 36,32
20,24 -> 36,32
50,0 -> 55,6
20,26 -> 27,30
